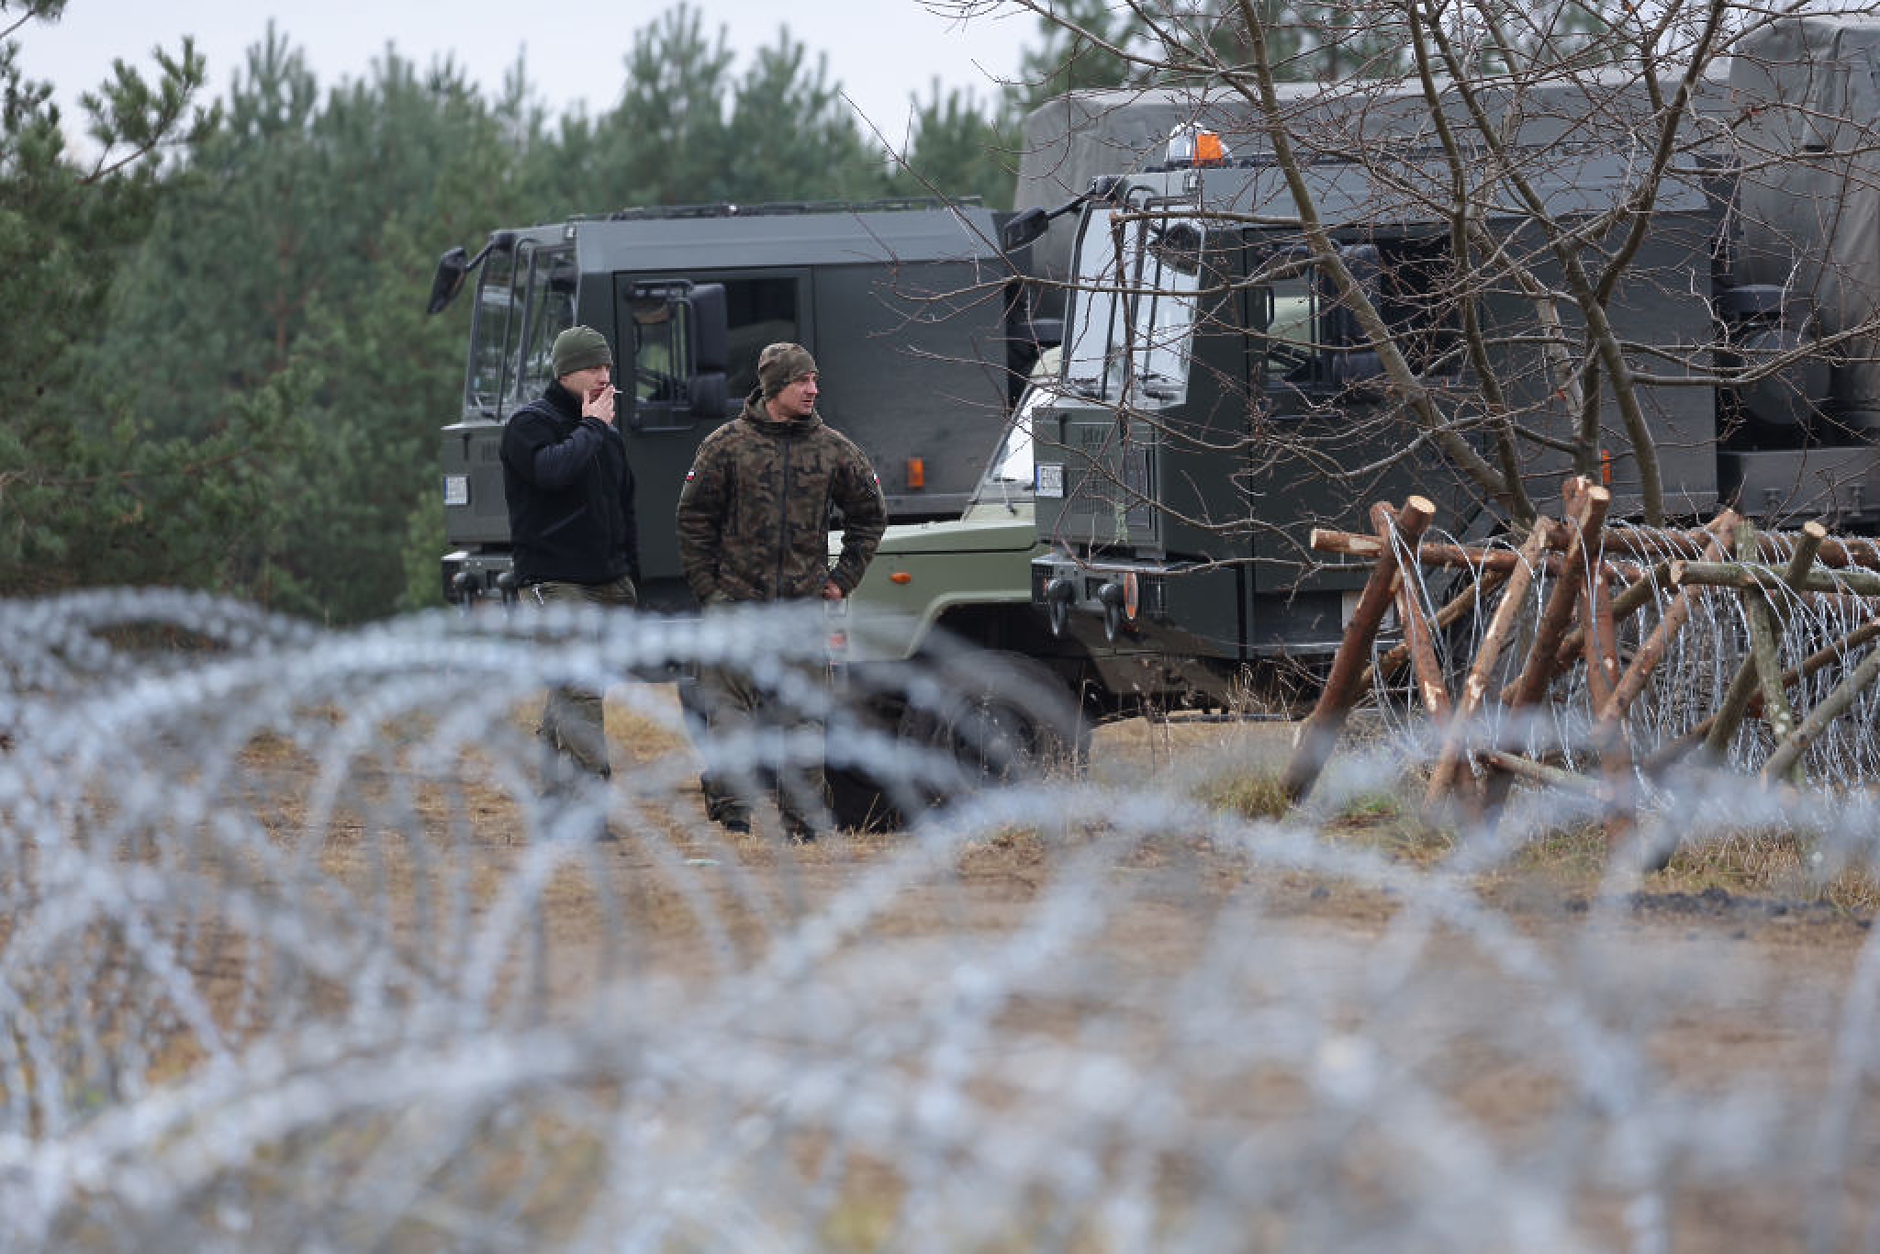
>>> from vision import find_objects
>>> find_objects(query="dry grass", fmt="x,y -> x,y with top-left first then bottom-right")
1120,711 -> 1880,910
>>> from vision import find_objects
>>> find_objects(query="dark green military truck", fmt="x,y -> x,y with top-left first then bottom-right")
1021,23 -> 1880,713
428,199 -> 1050,611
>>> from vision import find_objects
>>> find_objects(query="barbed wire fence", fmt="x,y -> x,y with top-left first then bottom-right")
3,588 -> 1880,1250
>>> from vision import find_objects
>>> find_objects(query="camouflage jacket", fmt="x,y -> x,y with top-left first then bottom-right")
676,396 -> 887,604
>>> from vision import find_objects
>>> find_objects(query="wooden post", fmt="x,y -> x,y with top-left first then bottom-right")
1666,559 -> 1880,598
1550,512 -> 1738,669
1499,480 -> 1610,710
1648,608 -> 1880,772
1482,479 -> 1608,816
1391,508 -> 1456,725
1313,529 -> 1649,585
1583,557 -> 1621,716
1698,521 -> 1824,764
1596,523 -> 1880,571
1359,567 -> 1509,690
1589,513 -> 1736,849
1424,520 -> 1550,806
1478,749 -> 1602,793
1281,496 -> 1436,805
1760,640 -> 1880,782
1596,511 -> 1735,725
1582,545 -> 1631,846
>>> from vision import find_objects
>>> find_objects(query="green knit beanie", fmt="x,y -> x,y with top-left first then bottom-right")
758,342 -> 818,398
551,325 -> 612,378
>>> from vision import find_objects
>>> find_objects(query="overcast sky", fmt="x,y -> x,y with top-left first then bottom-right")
13,1 -> 1035,148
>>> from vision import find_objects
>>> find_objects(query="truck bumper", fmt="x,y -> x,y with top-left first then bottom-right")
441,550 -> 516,606
1029,553 -> 1359,704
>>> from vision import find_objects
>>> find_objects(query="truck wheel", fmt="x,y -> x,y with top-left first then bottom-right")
825,693 -> 909,833
826,764 -> 904,833
898,650 -> 1087,793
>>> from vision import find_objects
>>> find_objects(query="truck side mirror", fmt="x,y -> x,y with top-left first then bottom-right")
426,231 -> 514,316
686,282 -> 729,417
427,247 -> 468,316
1002,207 -> 1051,253
1000,192 -> 1096,254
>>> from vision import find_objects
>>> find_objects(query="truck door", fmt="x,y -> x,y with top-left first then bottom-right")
1242,238 -> 1454,635
614,271 -> 810,603
1051,194 -> 1207,558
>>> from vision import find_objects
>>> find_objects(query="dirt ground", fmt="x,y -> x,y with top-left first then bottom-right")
222,684 -> 1880,1249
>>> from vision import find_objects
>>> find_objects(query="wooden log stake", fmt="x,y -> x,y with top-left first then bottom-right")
1646,608 -> 1880,773
1499,480 -> 1610,710
1597,512 -> 1735,728
1391,508 -> 1457,727
1312,529 -> 1650,585
1667,559 -> 1880,599
1482,479 -> 1608,818
1597,522 -> 1880,571
1584,559 -> 1622,715
1761,638 -> 1880,782
1360,566 -> 1509,690
1582,547 -> 1633,847
1424,519 -> 1551,806
1590,513 -> 1737,849
1700,521 -> 1825,765
1551,508 -> 1739,669
1281,496 -> 1436,804
1476,749 -> 1601,794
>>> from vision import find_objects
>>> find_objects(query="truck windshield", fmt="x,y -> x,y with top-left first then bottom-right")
465,242 -> 575,418
1064,209 -> 1203,405
974,346 -> 1063,505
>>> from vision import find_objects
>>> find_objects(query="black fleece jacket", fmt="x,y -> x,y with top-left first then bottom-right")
499,380 -> 641,587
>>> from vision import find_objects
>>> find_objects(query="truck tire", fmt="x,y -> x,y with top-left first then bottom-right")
897,650 -> 1087,796
827,763 -> 904,833
825,691 -> 910,833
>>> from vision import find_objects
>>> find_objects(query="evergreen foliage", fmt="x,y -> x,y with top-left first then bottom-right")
0,2 -> 1081,618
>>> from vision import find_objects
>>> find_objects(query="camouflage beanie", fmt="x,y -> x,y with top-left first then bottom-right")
551,325 -> 612,378
758,342 -> 818,398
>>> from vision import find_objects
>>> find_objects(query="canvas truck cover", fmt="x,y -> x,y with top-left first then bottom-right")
1731,17 -> 1880,433
1015,71 -> 1733,291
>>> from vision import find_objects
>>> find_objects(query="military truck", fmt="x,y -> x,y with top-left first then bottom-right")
426,198 -> 1049,611
1016,19 -> 1880,711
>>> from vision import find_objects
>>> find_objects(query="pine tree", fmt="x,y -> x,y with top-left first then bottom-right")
0,6 -> 219,594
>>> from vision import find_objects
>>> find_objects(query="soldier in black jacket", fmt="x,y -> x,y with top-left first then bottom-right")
501,325 -> 641,796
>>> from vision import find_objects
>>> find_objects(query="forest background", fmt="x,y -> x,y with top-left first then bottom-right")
0,0 -> 1156,622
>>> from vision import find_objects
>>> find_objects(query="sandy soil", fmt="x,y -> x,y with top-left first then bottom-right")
195,685 -> 1880,1250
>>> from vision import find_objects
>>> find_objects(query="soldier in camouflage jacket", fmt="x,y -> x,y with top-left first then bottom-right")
675,354 -> 886,605
675,343 -> 887,837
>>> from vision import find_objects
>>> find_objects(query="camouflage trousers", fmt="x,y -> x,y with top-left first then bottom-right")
692,610 -> 829,837
527,575 -> 637,791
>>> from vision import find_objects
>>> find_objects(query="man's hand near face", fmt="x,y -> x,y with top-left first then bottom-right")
569,365 -> 616,426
